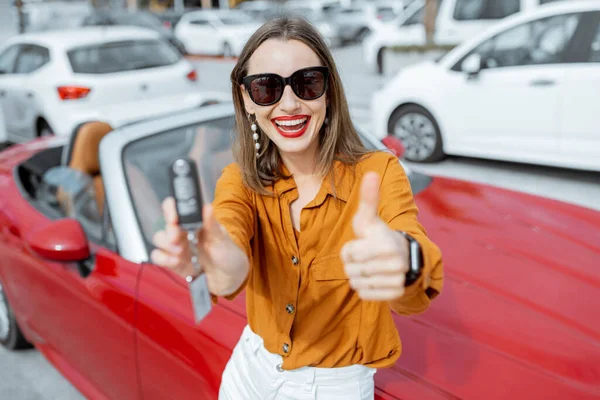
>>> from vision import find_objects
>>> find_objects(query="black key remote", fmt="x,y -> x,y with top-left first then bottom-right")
169,157 -> 203,231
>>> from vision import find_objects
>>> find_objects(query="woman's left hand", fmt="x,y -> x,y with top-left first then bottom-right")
341,172 -> 410,301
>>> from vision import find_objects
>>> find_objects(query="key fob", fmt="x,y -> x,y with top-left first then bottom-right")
169,157 -> 203,231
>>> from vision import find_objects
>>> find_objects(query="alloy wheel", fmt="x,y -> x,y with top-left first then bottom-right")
393,112 -> 438,162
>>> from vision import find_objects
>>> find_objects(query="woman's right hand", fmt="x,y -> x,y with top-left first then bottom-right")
150,197 -> 250,297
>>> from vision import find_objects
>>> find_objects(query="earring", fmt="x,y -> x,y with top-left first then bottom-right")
249,115 -> 260,157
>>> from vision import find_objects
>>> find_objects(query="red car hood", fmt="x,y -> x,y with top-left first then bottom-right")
385,176 -> 600,399
226,176 -> 600,399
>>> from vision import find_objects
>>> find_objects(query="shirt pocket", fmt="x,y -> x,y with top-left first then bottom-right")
310,254 -> 361,327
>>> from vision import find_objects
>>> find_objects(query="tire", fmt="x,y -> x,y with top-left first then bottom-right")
388,105 -> 444,163
222,43 -> 234,58
0,280 -> 32,350
37,120 -> 54,138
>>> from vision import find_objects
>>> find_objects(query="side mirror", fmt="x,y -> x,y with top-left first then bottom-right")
26,218 -> 90,262
461,53 -> 482,76
381,135 -> 405,159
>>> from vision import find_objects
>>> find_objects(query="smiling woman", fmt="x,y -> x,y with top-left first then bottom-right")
150,16 -> 444,400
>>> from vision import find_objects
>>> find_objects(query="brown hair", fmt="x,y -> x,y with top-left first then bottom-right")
230,16 -> 370,194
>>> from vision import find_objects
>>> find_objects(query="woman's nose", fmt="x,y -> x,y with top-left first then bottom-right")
278,85 -> 301,113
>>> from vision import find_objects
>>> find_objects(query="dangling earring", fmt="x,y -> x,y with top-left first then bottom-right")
249,114 -> 260,157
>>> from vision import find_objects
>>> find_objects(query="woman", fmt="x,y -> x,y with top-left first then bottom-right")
151,17 -> 444,400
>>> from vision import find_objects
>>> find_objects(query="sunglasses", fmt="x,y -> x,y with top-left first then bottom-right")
242,66 -> 330,106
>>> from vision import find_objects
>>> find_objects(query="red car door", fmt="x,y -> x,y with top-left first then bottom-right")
1,200 -> 141,400
135,262 -> 247,400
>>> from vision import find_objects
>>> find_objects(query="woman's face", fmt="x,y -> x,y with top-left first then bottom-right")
241,39 -> 327,161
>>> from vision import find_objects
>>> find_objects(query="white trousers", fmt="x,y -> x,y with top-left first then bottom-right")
219,325 -> 377,400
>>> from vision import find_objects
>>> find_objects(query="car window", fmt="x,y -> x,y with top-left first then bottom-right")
114,13 -> 162,29
14,45 -> 50,74
453,0 -> 520,21
67,39 -> 181,74
588,19 -> 600,62
0,45 -> 21,74
457,13 -> 580,69
403,6 -> 424,26
189,19 -> 210,26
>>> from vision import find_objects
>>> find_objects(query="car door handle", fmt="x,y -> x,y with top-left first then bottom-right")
530,79 -> 556,87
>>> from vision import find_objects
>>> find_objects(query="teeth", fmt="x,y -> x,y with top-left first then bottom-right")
275,118 -> 307,127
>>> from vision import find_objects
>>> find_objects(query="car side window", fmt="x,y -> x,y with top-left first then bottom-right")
189,19 -> 209,26
14,45 -> 50,74
403,6 -> 424,26
588,20 -> 600,62
0,45 -> 21,74
454,13 -> 581,70
453,0 -> 520,21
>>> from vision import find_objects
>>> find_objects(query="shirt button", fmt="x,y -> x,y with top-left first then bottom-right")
291,255 -> 299,266
286,304 -> 295,314
282,343 -> 290,353
276,364 -> 284,372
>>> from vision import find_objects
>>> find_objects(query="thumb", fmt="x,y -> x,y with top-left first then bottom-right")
353,172 -> 381,237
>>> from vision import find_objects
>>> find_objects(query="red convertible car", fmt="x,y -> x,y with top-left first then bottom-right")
0,104 -> 599,399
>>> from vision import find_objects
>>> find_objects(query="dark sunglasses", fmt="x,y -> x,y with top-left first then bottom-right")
241,66 -> 330,106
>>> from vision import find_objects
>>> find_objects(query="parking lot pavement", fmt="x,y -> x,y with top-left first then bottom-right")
0,346 -> 84,399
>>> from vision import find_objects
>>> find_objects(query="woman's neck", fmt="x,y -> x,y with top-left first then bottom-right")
280,145 -> 320,180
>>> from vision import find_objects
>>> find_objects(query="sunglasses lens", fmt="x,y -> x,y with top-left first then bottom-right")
293,69 -> 327,100
249,75 -> 282,105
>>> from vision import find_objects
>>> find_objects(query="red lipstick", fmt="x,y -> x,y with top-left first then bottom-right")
271,115 -> 311,138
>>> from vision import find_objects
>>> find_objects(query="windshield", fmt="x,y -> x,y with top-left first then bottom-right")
122,117 -> 423,245
219,12 -> 253,25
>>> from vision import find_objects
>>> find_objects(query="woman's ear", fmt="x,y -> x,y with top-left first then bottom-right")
240,84 -> 255,115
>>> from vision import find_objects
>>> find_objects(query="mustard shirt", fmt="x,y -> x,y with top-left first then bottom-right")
213,151 -> 444,370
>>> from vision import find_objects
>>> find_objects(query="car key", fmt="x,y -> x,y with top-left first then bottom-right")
169,157 -> 212,324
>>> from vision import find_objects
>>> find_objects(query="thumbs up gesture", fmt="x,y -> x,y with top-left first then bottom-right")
341,172 -> 410,301
150,197 -> 249,297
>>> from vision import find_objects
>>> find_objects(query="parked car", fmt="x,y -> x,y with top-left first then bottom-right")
282,3 -> 343,47
363,0 -> 565,73
0,27 -> 228,145
81,10 -> 187,55
174,9 -> 262,57
326,1 -> 404,44
1,103 -> 599,399
371,0 -> 600,172
234,0 -> 283,21
19,1 -> 92,33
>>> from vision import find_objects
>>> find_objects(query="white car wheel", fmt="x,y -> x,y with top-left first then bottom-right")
389,105 -> 444,162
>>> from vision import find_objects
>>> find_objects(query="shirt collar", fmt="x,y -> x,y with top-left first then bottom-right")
273,160 -> 355,204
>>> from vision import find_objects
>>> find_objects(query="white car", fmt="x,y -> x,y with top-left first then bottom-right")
363,0 -> 562,74
371,1 -> 600,172
0,27 -> 228,144
174,10 -> 262,57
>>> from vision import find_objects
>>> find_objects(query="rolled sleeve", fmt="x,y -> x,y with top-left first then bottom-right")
377,156 -> 444,315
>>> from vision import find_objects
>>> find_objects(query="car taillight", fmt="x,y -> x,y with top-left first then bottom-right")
186,69 -> 198,82
381,135 -> 405,158
57,86 -> 91,100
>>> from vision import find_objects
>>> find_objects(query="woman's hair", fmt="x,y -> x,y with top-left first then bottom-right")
230,16 -> 370,194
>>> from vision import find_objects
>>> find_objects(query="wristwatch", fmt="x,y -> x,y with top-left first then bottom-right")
398,231 -> 423,287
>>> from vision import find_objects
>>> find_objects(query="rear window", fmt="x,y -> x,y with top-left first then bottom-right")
67,39 -> 181,74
